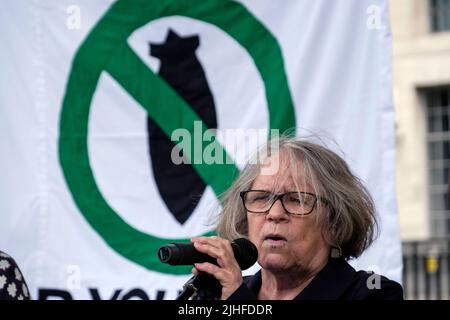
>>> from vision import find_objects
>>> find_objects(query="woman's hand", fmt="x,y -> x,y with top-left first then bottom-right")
191,236 -> 243,300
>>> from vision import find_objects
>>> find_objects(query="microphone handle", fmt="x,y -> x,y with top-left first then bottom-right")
174,243 -> 219,265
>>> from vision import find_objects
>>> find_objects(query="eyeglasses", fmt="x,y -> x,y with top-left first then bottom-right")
239,190 -> 326,216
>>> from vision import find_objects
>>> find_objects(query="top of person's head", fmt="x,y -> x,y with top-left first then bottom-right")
217,135 -> 377,260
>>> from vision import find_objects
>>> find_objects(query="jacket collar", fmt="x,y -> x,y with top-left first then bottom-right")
294,258 -> 357,300
245,258 -> 357,300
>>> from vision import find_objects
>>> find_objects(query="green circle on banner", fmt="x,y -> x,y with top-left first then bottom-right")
59,0 -> 295,274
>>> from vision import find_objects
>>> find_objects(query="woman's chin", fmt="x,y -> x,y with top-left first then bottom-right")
259,253 -> 289,271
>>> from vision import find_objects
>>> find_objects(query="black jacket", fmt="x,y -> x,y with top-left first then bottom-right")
228,258 -> 403,300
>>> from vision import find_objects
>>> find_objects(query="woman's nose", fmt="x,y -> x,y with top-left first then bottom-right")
266,198 -> 289,221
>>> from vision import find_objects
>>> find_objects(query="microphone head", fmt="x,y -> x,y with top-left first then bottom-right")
158,243 -> 178,264
232,238 -> 258,270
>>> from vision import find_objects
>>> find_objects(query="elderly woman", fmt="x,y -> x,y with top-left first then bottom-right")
191,137 -> 403,300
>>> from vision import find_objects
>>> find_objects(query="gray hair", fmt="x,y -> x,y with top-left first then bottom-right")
216,136 -> 377,260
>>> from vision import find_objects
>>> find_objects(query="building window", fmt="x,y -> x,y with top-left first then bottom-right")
425,86 -> 450,237
429,0 -> 450,32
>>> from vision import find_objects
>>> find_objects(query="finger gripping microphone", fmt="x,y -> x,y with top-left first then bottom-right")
158,238 -> 258,270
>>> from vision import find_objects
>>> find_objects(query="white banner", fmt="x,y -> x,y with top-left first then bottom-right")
0,0 -> 401,299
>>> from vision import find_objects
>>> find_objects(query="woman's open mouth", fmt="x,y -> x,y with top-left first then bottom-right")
264,234 -> 287,246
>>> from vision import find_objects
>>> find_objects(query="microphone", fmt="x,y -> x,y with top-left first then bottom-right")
158,238 -> 258,300
158,238 -> 258,270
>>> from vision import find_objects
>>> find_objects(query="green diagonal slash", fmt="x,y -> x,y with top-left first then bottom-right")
59,0 -> 295,275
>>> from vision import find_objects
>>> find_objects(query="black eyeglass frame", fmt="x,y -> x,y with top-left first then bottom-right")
239,190 -> 328,216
